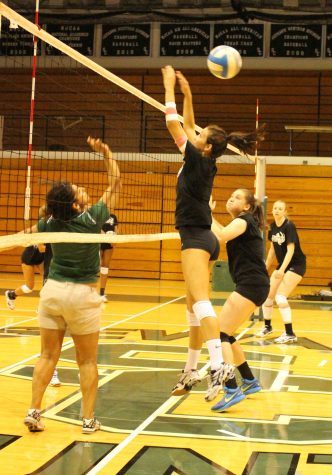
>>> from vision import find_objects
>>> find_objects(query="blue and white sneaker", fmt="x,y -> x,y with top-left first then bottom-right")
240,378 -> 261,395
211,387 -> 245,412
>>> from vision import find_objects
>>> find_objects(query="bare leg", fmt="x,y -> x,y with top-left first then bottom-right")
30,328 -> 65,409
99,248 -> 113,295
72,331 -> 99,419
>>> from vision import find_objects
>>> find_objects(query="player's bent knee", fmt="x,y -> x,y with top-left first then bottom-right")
275,294 -> 288,307
220,331 -> 230,343
100,266 -> 109,275
193,300 -> 216,321
263,297 -> 274,307
21,284 -> 32,294
186,310 -> 200,327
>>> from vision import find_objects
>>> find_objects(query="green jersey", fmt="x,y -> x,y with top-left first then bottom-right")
37,201 -> 109,283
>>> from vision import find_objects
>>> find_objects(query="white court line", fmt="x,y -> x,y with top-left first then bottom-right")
270,370 -> 289,391
319,359 -> 328,367
0,316 -> 37,330
86,396 -> 179,475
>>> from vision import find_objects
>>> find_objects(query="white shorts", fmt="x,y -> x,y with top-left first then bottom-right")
38,279 -> 102,335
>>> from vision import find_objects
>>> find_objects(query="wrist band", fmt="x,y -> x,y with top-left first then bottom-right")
165,102 -> 178,122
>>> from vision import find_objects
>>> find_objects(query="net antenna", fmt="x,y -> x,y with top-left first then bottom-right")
24,0 -> 40,221
0,2 -> 243,158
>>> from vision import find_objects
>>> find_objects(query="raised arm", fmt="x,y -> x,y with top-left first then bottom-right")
175,71 -> 196,142
87,136 -> 122,211
162,65 -> 187,151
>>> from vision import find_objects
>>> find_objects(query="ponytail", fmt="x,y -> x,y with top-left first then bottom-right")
206,124 -> 266,159
227,125 -> 266,155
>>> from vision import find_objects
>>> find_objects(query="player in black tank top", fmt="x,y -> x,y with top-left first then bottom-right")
162,65 -> 266,406
211,188 -> 269,412
256,200 -> 306,344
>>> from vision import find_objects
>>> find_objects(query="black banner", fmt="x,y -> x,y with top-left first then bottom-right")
214,24 -> 264,57
325,25 -> 332,57
45,24 -> 94,56
102,24 -> 150,56
270,24 -> 322,58
160,24 -> 210,56
0,23 -> 39,56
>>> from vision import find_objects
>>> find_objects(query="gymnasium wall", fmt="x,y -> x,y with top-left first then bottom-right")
0,68 -> 332,285
0,159 -> 331,286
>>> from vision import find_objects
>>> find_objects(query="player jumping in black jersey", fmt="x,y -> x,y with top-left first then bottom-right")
162,65 -> 265,404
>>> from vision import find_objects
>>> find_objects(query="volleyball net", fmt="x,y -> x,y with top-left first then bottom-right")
0,2 -> 253,259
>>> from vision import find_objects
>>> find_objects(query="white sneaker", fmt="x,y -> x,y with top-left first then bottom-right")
24,410 -> 45,432
274,332 -> 297,344
171,369 -> 201,396
49,370 -> 61,387
255,326 -> 273,337
5,290 -> 15,310
82,417 -> 101,434
101,295 -> 108,303
205,363 -> 235,402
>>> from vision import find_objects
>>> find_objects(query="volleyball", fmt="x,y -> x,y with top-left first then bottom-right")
207,45 -> 242,80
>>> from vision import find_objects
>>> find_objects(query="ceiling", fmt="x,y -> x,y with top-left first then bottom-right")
4,0 -> 332,24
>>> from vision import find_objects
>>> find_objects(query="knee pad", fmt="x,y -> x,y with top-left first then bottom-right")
100,266 -> 109,275
186,310 -> 200,327
229,335 -> 236,344
263,297 -> 274,307
275,294 -> 288,307
220,332 -> 230,343
21,284 -> 32,294
193,300 -> 216,321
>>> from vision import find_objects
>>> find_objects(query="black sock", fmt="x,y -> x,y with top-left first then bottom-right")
237,362 -> 255,380
8,290 -> 16,300
264,319 -> 272,329
100,288 -> 105,296
225,376 -> 238,390
285,323 -> 294,335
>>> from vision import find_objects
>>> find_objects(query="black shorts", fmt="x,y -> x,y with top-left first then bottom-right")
235,284 -> 270,307
100,243 -> 114,251
284,263 -> 306,277
179,227 -> 220,261
21,246 -> 45,266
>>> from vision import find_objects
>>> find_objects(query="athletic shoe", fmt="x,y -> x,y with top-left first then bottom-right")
255,326 -> 273,337
274,332 -> 297,344
171,369 -> 201,396
205,363 -> 235,402
49,370 -> 61,387
82,417 -> 101,434
5,290 -> 15,310
240,377 -> 262,395
101,295 -> 108,303
211,387 -> 245,412
24,410 -> 45,432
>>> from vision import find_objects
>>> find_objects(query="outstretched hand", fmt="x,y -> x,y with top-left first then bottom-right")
87,136 -> 111,157
176,71 -> 191,95
162,65 -> 176,89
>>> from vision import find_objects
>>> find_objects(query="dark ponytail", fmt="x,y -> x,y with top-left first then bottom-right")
227,125 -> 266,155
206,124 -> 266,159
239,188 -> 264,229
